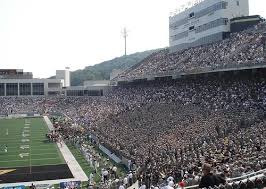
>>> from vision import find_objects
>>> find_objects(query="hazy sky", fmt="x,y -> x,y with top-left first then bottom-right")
0,0 -> 265,78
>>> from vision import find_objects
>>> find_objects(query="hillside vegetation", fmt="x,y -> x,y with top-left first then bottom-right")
70,49 -> 160,86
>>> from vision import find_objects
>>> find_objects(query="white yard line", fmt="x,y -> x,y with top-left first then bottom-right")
2,152 -> 58,158
0,137 -> 48,141
5,145 -> 59,149
0,157 -> 59,163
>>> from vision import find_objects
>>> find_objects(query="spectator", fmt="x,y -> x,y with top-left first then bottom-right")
199,164 -> 220,188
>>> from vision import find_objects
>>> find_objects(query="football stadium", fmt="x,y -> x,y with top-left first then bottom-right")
1,0 -> 266,189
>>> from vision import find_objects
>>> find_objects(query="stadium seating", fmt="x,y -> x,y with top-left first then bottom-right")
114,21 -> 266,81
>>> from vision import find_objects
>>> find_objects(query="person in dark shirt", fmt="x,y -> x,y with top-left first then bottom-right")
29,183 -> 36,189
217,168 -> 228,184
199,163 -> 221,188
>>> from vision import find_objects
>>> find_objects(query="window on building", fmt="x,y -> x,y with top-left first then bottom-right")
170,18 -> 188,30
32,83 -> 44,95
195,1 -> 228,18
189,12 -> 195,18
224,19 -> 228,25
171,31 -> 188,41
237,1 -> 240,6
0,83 -> 4,96
19,83 -> 31,96
189,26 -> 195,31
6,83 -> 18,96
195,18 -> 228,33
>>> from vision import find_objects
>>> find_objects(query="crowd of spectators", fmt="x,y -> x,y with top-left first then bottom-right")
0,72 -> 265,188
114,22 -> 266,81
94,75 -> 266,188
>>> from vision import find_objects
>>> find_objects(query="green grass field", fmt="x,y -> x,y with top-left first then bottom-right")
0,117 -> 65,168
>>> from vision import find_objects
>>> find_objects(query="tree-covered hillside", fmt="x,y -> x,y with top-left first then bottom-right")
70,49 -> 160,86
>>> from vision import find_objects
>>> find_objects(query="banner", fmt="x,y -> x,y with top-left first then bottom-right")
59,181 -> 81,189
8,114 -> 27,118
2,185 -> 26,189
99,144 -> 122,163
35,184 -> 52,189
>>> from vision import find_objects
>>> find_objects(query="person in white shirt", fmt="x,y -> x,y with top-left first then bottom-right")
94,161 -> 99,173
123,176 -> 128,187
89,172 -> 94,185
103,169 -> 109,183
112,166 -> 117,178
167,176 -> 174,183
163,181 -> 174,189
128,171 -> 133,185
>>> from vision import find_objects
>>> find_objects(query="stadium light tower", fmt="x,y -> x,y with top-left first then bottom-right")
122,27 -> 128,56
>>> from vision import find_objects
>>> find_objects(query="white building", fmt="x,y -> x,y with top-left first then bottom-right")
0,78 -> 63,96
56,67 -> 70,87
169,0 -> 249,51
0,69 -> 63,96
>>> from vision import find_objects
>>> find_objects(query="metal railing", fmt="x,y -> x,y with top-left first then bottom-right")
227,168 -> 266,183
184,168 -> 266,189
